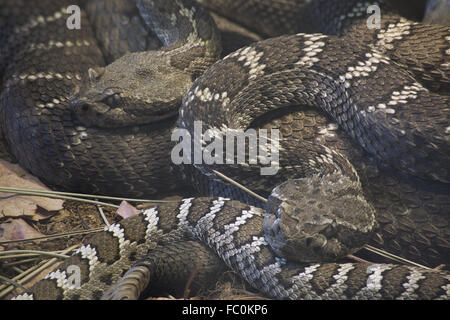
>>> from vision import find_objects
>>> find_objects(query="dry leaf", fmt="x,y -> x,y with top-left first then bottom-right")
0,159 -> 64,220
0,219 -> 45,243
117,201 -> 140,219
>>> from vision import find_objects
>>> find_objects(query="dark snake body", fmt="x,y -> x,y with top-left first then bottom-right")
1,0 -> 449,299
0,0 -> 194,197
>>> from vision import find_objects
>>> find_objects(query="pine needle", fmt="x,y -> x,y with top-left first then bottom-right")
0,186 -> 179,208
0,244 -> 80,298
211,170 -> 267,203
0,228 -> 103,245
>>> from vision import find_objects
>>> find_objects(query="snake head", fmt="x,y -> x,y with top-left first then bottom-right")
70,65 -> 132,128
69,51 -> 192,128
70,80 -> 125,127
263,173 -> 377,263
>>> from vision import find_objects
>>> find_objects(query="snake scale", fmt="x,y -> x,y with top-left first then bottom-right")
0,0 -> 449,299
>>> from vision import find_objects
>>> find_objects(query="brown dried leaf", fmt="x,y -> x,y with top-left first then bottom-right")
0,219 -> 45,243
116,201 -> 140,219
0,160 -> 64,220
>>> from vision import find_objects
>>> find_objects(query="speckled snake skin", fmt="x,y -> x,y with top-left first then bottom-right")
1,0 -> 449,300
0,0 -> 220,197
14,195 -> 450,300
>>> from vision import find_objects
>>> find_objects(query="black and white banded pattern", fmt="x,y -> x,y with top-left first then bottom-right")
14,198 -> 450,300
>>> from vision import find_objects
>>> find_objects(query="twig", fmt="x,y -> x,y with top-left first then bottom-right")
0,250 -> 70,260
0,263 -> 44,293
363,245 -> 431,270
74,209 -> 91,229
346,254 -> 371,264
0,254 -> 43,260
0,186 -> 179,207
0,275 -> 30,293
0,186 -> 177,204
12,267 -> 24,274
183,267 -> 200,299
211,170 -> 267,203
0,228 -> 103,245
96,203 -> 110,227
0,244 -> 79,299
3,258 -> 41,267
0,187 -> 120,208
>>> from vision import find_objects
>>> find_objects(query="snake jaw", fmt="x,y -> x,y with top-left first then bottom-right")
69,81 -> 115,127
70,98 -> 111,127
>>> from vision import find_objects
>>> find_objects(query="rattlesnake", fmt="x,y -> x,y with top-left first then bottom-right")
15,193 -> 449,300
1,0 -> 449,299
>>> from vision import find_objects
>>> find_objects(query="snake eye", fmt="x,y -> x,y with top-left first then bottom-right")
102,93 -> 122,108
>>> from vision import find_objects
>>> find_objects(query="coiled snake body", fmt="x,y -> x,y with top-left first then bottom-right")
1,0 -> 449,299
